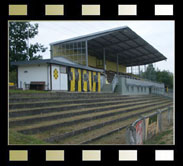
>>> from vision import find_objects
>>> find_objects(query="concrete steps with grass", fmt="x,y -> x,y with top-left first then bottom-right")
9,92 -> 173,144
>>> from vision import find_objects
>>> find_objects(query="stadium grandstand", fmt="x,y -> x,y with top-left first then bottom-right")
12,26 -> 167,94
9,26 -> 173,144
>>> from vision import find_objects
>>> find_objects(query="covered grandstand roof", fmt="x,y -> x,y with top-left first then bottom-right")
50,26 -> 167,67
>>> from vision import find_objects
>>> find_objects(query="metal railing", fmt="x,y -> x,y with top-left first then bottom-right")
126,106 -> 173,144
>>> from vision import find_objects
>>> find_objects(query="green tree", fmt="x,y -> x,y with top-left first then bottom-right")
156,70 -> 173,89
141,64 -> 157,81
140,64 -> 173,89
9,22 -> 47,71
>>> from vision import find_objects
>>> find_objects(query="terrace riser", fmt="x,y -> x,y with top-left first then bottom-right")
9,92 -> 123,99
17,101 -> 171,135
9,97 -> 166,118
9,96 -> 156,109
9,94 -> 137,103
9,99 -> 168,126
45,104 -> 172,143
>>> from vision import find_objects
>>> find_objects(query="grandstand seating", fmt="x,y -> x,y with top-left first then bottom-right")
9,92 -> 173,144
105,70 -> 141,83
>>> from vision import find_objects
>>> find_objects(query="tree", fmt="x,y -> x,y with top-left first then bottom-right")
156,70 -> 173,89
140,64 -> 173,89
9,22 -> 47,71
141,64 -> 157,81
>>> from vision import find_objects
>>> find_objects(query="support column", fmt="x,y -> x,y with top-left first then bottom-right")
116,54 -> 119,75
103,48 -> 106,71
85,40 -> 88,67
138,65 -> 140,77
144,65 -> 146,72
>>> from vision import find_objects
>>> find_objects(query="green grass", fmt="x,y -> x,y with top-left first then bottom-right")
144,128 -> 173,144
9,89 -> 49,94
9,130 -> 47,145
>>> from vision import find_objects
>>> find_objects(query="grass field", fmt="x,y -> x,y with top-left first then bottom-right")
144,126 -> 174,144
9,129 -> 47,145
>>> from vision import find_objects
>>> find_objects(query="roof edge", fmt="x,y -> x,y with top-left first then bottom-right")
50,26 -> 129,46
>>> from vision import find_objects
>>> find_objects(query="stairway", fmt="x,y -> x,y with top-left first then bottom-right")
101,84 -> 112,93
9,92 -> 173,144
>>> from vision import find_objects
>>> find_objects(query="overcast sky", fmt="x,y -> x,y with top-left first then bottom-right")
30,21 -> 174,73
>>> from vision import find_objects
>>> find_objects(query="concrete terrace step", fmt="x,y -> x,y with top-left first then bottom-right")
9,92 -> 123,98
14,100 -> 171,135
9,96 -> 160,110
85,107 -> 171,145
9,96 -> 166,117
64,107 -> 170,144
8,93 -> 173,145
9,97 -> 166,126
43,103 -> 172,144
9,93 -> 131,103
9,95 -> 159,109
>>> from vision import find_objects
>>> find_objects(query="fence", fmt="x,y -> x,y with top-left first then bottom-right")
126,106 -> 173,144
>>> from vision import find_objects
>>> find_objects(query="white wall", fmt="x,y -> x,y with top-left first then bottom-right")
18,64 -> 49,90
18,64 -> 68,91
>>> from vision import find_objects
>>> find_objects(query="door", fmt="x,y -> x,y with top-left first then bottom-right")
60,73 -> 68,90
52,65 -> 60,90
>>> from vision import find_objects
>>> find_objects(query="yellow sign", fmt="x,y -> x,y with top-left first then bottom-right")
53,69 -> 58,79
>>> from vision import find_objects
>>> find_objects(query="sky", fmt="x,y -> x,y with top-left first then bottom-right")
30,21 -> 174,73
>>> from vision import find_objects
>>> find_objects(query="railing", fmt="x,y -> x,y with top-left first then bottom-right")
126,106 -> 173,144
111,74 -> 119,92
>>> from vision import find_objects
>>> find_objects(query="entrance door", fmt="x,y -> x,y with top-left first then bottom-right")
60,73 -> 68,90
52,65 -> 60,90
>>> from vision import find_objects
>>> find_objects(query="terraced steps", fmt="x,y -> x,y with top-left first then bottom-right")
9,92 -> 173,144
16,100 -> 169,134
9,92 -> 124,99
10,96 -> 161,118
44,102 -> 172,144
9,96 -> 160,120
80,107 -> 170,145
9,95 -> 156,109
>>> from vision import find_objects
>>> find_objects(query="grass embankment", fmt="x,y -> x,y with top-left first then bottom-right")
144,126 -> 174,144
9,130 -> 47,145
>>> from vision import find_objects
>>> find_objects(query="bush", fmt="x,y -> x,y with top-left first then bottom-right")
9,70 -> 17,84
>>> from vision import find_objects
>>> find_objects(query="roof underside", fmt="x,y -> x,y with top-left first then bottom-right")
11,59 -> 103,72
51,26 -> 167,67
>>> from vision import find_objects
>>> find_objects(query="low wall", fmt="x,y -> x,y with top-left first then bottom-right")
125,106 -> 173,145
115,76 -> 165,95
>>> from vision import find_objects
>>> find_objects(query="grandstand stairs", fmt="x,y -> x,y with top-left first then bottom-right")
9,92 -> 173,144
101,84 -> 113,93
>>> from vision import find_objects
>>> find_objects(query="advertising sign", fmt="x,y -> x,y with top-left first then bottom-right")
146,114 -> 159,139
136,120 -> 143,144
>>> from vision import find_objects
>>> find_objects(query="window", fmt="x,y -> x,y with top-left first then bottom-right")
75,70 -> 79,81
69,72 -> 73,80
60,66 -> 66,73
94,75 -> 98,82
84,73 -> 88,81
52,41 -> 87,65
